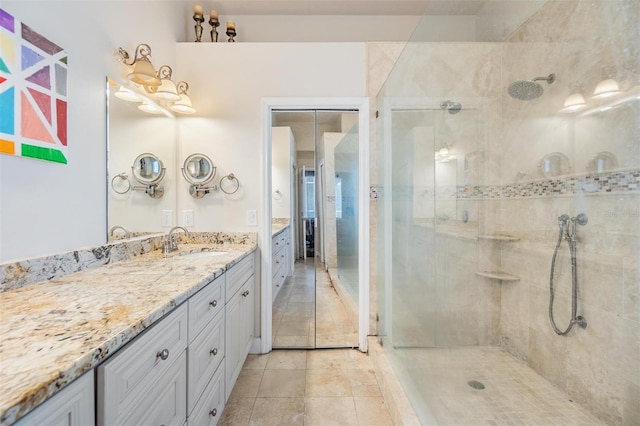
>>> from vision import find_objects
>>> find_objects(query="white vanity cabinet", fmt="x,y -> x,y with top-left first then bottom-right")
187,274 -> 226,425
97,303 -> 188,426
272,227 -> 291,301
14,372 -> 94,426
224,254 -> 255,402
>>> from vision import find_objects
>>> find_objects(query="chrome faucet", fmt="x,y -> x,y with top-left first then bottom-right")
165,226 -> 190,253
109,225 -> 131,239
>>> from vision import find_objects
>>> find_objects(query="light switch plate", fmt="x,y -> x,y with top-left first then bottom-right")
161,210 -> 173,227
183,210 -> 194,227
247,210 -> 257,226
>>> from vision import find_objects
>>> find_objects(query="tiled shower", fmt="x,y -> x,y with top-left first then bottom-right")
374,1 -> 639,424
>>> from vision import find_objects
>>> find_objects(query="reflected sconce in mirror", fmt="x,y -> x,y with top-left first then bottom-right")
114,86 -> 142,103
170,82 -> 196,115
592,67 -> 623,99
182,153 -> 217,198
560,84 -> 587,113
592,77 -> 622,99
110,153 -> 166,198
117,44 -> 161,87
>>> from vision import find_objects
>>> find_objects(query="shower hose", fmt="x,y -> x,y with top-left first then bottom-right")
549,217 -> 587,335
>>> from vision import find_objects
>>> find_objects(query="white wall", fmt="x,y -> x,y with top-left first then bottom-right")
0,1 -> 183,262
174,43 -> 366,233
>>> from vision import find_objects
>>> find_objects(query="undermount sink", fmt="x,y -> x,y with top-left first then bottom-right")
179,251 -> 228,259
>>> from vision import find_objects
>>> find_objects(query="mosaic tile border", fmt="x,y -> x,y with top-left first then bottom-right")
457,169 -> 640,199
372,169 -> 639,200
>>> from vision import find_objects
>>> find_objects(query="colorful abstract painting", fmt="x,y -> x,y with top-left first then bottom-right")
0,8 -> 68,164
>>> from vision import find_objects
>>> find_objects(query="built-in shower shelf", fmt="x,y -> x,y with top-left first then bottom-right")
478,234 -> 519,242
475,271 -> 521,282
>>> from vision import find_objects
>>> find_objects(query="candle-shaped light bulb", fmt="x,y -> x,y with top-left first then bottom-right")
210,10 -> 218,19
227,20 -> 235,30
194,5 -> 203,15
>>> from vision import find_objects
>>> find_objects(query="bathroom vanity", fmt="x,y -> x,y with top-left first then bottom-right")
0,235 -> 257,426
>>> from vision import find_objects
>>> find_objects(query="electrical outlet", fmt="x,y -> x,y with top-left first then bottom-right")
247,210 -> 257,226
183,210 -> 194,227
161,210 -> 173,227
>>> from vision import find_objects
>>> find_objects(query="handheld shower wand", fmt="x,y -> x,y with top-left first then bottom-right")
549,213 -> 588,335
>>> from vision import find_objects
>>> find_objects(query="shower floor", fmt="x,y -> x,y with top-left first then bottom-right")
387,346 -> 604,425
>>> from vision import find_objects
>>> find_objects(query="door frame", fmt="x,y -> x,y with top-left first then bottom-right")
260,97 -> 370,353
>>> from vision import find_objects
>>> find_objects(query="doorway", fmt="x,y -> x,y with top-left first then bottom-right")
260,98 -> 370,354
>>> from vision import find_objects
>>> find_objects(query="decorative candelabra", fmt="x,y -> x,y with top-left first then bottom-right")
209,10 -> 220,42
193,5 -> 205,42
226,20 -> 236,42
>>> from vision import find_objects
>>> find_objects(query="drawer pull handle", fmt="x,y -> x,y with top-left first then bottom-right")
156,349 -> 169,361
242,290 -> 250,297
209,300 -> 218,307
209,408 -> 218,417
210,348 -> 218,356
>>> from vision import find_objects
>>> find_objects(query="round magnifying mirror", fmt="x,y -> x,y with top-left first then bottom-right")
539,152 -> 570,178
183,153 -> 216,185
132,153 -> 165,184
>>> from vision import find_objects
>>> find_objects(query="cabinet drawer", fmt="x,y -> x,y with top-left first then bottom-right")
226,254 -> 254,301
272,230 -> 288,254
188,309 -> 225,414
272,250 -> 286,276
189,274 -> 225,342
124,350 -> 187,426
188,361 -> 225,426
98,303 -> 188,425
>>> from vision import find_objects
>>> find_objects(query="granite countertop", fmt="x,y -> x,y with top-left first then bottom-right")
272,221 -> 290,237
0,242 -> 256,425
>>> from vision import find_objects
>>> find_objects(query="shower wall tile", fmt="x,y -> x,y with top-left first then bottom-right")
576,251 -> 624,316
623,256 -> 640,322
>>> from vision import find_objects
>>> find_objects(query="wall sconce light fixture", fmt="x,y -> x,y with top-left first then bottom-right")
149,65 -> 181,101
170,81 -> 196,114
117,44 -> 161,87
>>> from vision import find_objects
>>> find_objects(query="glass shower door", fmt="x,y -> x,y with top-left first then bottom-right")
389,108 -> 438,348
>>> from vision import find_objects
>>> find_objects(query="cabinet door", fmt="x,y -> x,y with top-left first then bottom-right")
224,289 -> 243,402
98,304 -> 188,425
242,278 -> 255,356
15,372 -> 94,426
125,350 -> 187,426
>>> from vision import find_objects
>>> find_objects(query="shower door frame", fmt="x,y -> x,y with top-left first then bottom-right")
260,97 -> 371,354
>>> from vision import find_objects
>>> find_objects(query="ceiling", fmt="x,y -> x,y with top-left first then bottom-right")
187,0 -> 491,16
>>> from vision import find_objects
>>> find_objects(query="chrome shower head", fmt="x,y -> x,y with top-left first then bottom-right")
440,100 -> 462,114
508,73 -> 556,100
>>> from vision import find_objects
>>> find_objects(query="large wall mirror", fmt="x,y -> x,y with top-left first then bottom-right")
106,77 -> 177,240
271,110 -> 360,349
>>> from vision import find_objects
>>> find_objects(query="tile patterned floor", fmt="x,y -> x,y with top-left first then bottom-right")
220,349 -> 394,425
389,346 -> 605,426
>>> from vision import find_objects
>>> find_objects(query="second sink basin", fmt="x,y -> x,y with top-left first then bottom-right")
179,251 -> 228,259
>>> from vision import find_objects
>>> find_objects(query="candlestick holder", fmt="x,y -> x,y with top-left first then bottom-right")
209,17 -> 220,42
226,28 -> 236,42
193,13 -> 205,42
